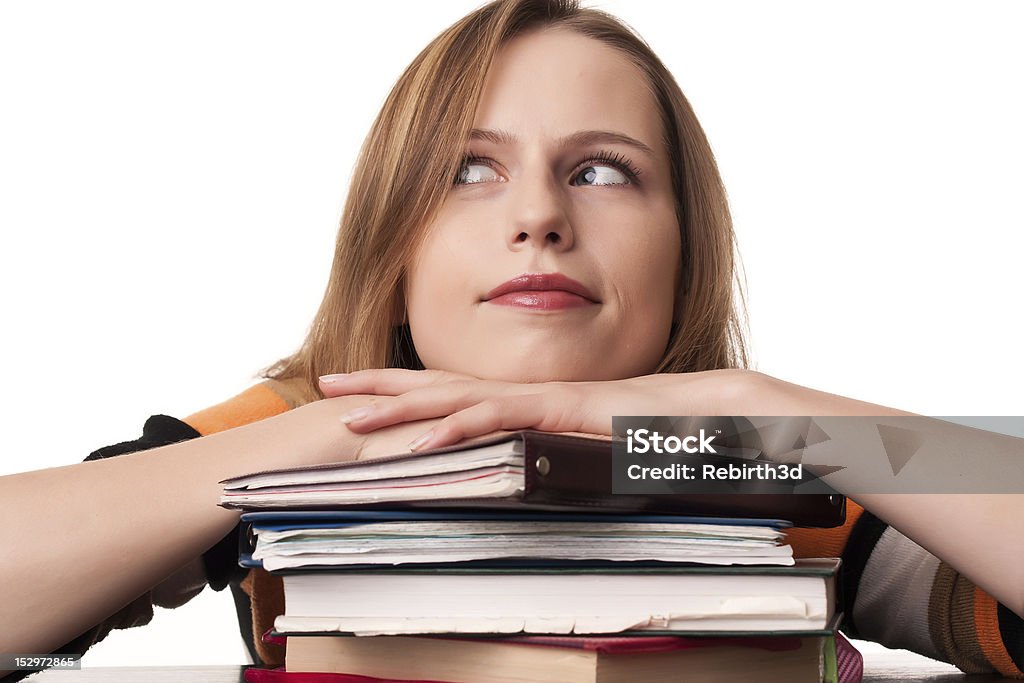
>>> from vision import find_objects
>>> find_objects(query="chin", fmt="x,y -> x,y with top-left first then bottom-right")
477,360 -> 628,384
421,342 -> 662,383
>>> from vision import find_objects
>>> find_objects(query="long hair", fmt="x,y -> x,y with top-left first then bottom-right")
263,0 -> 750,404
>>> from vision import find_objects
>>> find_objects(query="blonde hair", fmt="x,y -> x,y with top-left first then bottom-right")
264,0 -> 750,404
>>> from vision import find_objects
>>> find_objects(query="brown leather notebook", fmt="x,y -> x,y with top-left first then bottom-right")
219,430 -> 845,528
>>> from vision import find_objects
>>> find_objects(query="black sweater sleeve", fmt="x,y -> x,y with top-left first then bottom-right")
6,415 -> 247,681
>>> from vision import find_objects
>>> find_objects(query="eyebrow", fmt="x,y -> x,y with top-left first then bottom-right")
468,128 -> 658,160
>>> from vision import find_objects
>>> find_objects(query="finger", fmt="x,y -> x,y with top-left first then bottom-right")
337,380 -> 494,431
319,368 -> 462,397
408,393 -> 594,451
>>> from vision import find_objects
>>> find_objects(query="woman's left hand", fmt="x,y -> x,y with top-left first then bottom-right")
318,368 -> 773,451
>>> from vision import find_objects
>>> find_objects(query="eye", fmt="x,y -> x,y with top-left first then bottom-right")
571,150 -> 642,187
572,165 -> 629,186
454,157 -> 504,186
452,150 -> 643,188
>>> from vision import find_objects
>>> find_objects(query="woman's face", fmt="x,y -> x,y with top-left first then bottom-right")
405,28 -> 681,382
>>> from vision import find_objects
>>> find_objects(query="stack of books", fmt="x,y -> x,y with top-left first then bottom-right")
220,431 -> 846,683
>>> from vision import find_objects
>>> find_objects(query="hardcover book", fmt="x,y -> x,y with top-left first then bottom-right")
272,558 -> 840,636
280,631 -> 836,683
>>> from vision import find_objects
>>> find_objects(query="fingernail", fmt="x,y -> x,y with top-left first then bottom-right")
319,373 -> 349,384
408,429 -> 436,451
340,406 -> 374,424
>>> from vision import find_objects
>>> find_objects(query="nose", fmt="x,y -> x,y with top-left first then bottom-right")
505,168 -> 575,251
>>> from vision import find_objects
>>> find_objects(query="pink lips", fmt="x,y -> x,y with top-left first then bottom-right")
483,273 -> 599,311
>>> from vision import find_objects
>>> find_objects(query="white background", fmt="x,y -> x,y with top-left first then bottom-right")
1,0 -> 1021,667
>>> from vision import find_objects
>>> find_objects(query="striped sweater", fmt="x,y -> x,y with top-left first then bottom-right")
22,378 -> 1024,679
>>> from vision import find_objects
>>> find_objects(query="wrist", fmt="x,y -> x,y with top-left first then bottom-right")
295,397 -> 372,464
708,369 -> 781,416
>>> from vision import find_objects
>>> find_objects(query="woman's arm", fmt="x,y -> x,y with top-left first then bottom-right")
762,374 -> 1024,619
320,368 -> 1024,619
0,394 -> 440,677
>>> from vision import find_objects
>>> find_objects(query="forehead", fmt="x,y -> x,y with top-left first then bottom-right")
474,28 -> 662,147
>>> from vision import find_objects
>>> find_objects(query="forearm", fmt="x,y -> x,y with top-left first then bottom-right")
853,493 -> 1024,618
764,374 -> 1024,618
1,437 -> 239,659
0,406 -> 341,660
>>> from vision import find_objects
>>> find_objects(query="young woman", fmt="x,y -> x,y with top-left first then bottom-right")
2,0 -> 1021,679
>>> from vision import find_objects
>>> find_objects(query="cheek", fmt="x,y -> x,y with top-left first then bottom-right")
406,242 -> 457,321
404,220 -> 483,356
404,249 -> 453,371
595,206 -> 681,321
622,225 -> 680,370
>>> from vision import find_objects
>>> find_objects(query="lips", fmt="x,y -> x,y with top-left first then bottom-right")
483,273 -> 600,310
